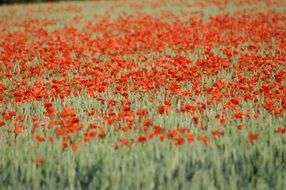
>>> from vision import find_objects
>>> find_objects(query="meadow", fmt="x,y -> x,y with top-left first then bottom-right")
0,0 -> 285,189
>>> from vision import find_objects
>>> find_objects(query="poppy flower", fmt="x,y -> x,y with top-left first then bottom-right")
168,129 -> 177,138
237,124 -> 246,130
200,135 -> 210,144
8,111 -> 16,117
173,137 -> 185,146
71,143 -> 79,152
61,139 -> 68,149
0,120 -> 5,127
34,157 -> 43,166
144,118 -> 153,126
193,116 -> 199,125
152,125 -> 163,135
136,136 -> 147,143
274,128 -> 285,134
107,99 -> 116,106
211,130 -> 224,137
3,113 -> 12,120
60,107 -> 75,118
186,133 -> 195,143
136,109 -> 148,117
230,98 -> 240,105
159,134 -> 166,141
49,136 -> 55,142
234,112 -> 244,119
253,113 -> 260,119
157,105 -> 169,115
14,126 -> 23,134
35,135 -> 45,142
98,132 -> 106,138
220,119 -> 225,125
119,137 -> 129,146
248,133 -> 258,143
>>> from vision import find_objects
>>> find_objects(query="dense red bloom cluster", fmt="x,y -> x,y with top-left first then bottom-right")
0,0 -> 285,150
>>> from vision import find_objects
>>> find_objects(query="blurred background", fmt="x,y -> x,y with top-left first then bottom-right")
0,0 -> 78,4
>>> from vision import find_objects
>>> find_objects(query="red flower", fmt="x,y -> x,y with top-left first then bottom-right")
234,112 -> 244,119
86,130 -> 97,138
211,130 -> 223,137
61,139 -> 68,149
186,133 -> 195,143
193,116 -> 199,125
35,135 -> 45,142
159,134 -> 166,141
71,143 -> 79,152
49,136 -> 55,142
173,137 -> 185,146
248,133 -> 258,143
136,136 -> 147,143
144,118 -> 153,126
0,120 -> 5,127
14,126 -> 23,134
157,105 -> 169,115
237,124 -> 246,130
60,107 -> 75,118
274,128 -> 285,134
230,98 -> 240,105
119,137 -> 129,146
152,125 -> 163,135
4,113 -> 12,120
168,129 -> 177,138
136,109 -> 148,117
200,135 -> 210,144
98,132 -> 106,138
106,99 -> 116,106
34,157 -> 43,166
44,103 -> 56,117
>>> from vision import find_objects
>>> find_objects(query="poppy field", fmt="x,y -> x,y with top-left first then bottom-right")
0,0 -> 285,189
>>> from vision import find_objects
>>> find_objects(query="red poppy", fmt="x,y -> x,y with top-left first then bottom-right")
152,125 -> 163,135
211,130 -> 224,137
159,134 -> 166,141
186,133 -> 195,143
86,130 -> 96,138
234,112 -> 244,119
98,132 -> 106,138
49,136 -> 55,142
14,126 -> 23,134
144,118 -> 153,126
119,137 -> 129,146
35,135 -> 45,142
0,120 -> 5,127
248,133 -> 258,143
167,129 -> 177,138
3,113 -> 12,120
200,135 -> 210,144
136,136 -> 147,143
34,157 -> 43,166
157,105 -> 169,115
60,107 -> 75,118
173,137 -> 185,146
71,143 -> 79,152
193,116 -> 199,125
136,109 -> 148,117
61,139 -> 68,149
274,128 -> 286,134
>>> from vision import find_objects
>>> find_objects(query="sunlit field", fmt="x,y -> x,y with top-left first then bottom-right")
0,0 -> 285,189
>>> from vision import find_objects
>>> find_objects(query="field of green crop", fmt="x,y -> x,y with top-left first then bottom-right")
0,0 -> 285,189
